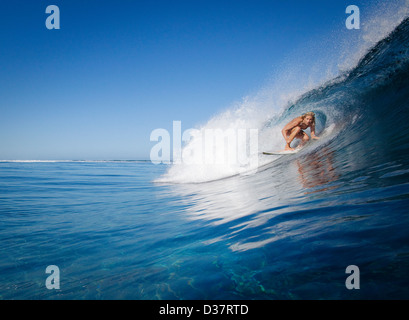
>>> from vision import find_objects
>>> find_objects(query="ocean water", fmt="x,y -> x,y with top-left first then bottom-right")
2,17 -> 409,300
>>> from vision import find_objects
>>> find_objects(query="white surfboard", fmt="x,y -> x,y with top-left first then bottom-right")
263,149 -> 300,155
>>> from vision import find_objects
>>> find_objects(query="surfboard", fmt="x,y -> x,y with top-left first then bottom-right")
263,149 -> 300,155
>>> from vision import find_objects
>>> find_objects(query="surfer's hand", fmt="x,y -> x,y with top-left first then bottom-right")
312,135 -> 320,140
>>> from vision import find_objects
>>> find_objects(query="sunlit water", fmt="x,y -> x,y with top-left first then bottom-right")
1,148 -> 409,300
2,13 -> 409,301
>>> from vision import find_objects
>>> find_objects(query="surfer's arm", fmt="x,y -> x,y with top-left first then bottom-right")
310,123 -> 319,140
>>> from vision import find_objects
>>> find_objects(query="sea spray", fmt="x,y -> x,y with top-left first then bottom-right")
156,1 -> 409,184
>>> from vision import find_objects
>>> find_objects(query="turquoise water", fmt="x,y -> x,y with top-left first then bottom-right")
1,157 -> 409,299
2,17 -> 409,300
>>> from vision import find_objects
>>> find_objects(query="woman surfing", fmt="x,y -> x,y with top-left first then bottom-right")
281,112 -> 320,151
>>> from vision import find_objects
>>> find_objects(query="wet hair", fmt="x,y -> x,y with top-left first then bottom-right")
301,112 -> 316,121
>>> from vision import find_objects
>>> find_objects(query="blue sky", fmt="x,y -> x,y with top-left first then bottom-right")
0,0 -> 383,160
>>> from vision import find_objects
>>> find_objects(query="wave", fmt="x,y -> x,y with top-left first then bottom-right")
157,3 -> 409,184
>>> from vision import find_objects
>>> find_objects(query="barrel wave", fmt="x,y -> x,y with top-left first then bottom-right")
155,17 -> 409,299
159,15 -> 409,185
2,11 -> 409,302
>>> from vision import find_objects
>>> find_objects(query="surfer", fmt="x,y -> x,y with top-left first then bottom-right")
281,112 -> 319,151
